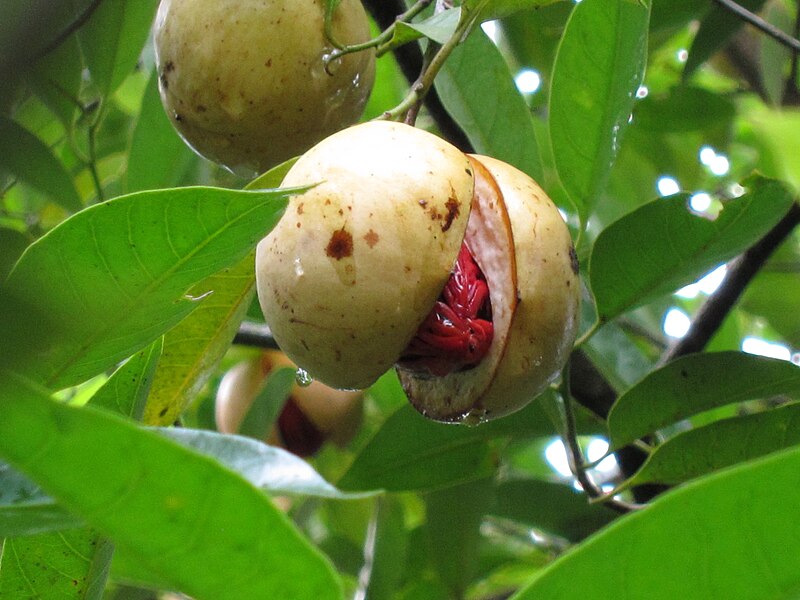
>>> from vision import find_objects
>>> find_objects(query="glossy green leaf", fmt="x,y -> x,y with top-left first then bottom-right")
436,27 -> 543,182
359,497 -> 409,600
79,0 -> 160,98
746,275 -> 800,345
549,0 -> 649,221
0,375 -> 344,600
143,254 -> 257,425
0,463 -> 83,537
491,479 -> 618,542
394,8 -> 461,45
626,402 -> 800,487
590,177 -> 795,322
512,445 -> 800,599
0,529 -> 112,599
4,186 -> 291,390
88,339 -> 161,421
634,86 -> 736,136
0,116 -> 82,213
608,352 -> 800,448
425,479 -> 494,597
125,69 -> 198,193
157,428 -> 377,499
683,0 -> 767,80
466,0 -> 561,21
338,396 -> 565,492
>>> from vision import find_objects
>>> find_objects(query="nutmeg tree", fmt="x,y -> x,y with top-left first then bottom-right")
1,1 -> 800,599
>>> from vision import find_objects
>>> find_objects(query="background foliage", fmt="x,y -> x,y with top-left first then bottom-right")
1,0 -> 799,598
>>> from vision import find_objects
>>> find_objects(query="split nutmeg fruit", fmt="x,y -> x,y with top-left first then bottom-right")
256,121 -> 580,424
154,0 -> 375,175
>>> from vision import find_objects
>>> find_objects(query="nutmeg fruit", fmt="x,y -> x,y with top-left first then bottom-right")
154,0 -> 375,175
255,121 -> 579,423
215,351 -> 363,456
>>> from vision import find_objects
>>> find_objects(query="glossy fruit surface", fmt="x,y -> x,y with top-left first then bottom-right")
154,0 -> 375,175
256,120 -> 475,390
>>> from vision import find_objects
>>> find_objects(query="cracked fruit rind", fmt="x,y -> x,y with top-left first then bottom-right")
255,121 -> 475,390
154,0 -> 375,175
398,155 -> 580,422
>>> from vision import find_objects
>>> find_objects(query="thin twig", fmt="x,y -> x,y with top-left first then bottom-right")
713,0 -> 800,52
659,202 -> 800,365
233,322 -> 279,350
560,361 -> 644,514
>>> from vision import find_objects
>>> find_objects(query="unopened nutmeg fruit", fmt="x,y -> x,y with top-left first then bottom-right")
154,0 -> 375,174
215,351 -> 363,456
256,121 -> 579,423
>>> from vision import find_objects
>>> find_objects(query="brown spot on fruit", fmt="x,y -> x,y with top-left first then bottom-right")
326,227 -> 353,260
569,245 -> 579,275
442,194 -> 460,232
363,229 -> 379,248
297,202 -> 304,215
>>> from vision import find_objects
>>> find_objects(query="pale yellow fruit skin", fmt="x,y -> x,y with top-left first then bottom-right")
154,0 -> 375,175
399,156 -> 580,422
256,121 -> 475,390
472,155 -> 579,418
215,351 -> 362,445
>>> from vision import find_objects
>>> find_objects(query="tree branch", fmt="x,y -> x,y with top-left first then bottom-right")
362,0 -> 473,151
660,202 -> 800,365
714,0 -> 800,52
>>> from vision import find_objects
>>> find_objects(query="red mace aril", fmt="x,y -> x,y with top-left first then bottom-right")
398,244 -> 494,377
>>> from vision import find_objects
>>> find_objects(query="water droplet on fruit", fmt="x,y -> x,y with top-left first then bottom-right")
293,257 -> 304,278
461,407 -> 487,426
295,368 -> 313,387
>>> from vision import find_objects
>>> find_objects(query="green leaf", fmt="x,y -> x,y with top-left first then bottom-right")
358,497 -> 409,600
742,271 -> 800,346
491,479 -> 618,542
142,159 -> 300,425
143,254 -> 258,426
88,339 -> 161,421
626,402 -> 800,487
157,428 -> 377,500
435,27 -> 543,183
0,228 -> 29,282
0,375 -> 344,600
338,397 -> 562,492
0,463 -> 83,537
590,177 -> 795,322
549,0 -> 649,221
0,116 -> 82,213
425,479 -> 494,597
125,69 -> 198,193
0,529 -> 113,600
683,0 -> 767,81
465,0 -> 562,21
394,8 -> 461,45
237,366 -> 295,439
79,0 -> 160,98
608,352 -> 800,448
4,186 -> 290,390
512,445 -> 800,600
27,34 -> 84,128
